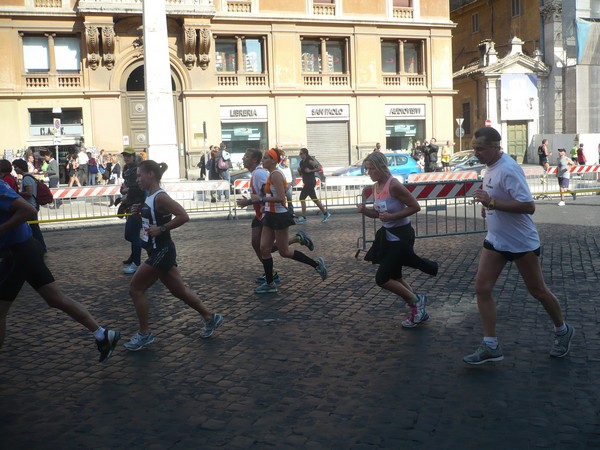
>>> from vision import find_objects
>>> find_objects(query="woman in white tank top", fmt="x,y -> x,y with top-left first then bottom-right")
357,152 -> 438,328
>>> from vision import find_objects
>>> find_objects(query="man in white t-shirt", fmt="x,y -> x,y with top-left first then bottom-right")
464,126 -> 574,364
77,146 -> 89,185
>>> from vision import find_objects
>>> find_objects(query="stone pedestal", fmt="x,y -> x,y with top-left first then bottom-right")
143,0 -> 179,179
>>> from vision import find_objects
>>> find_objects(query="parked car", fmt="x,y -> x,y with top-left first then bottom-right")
450,154 -> 486,175
331,153 -> 421,180
448,150 -> 474,167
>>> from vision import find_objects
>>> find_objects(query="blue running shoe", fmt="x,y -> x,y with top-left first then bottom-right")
124,332 -> 155,351
296,230 -> 315,251
315,256 -> 328,281
550,323 -> 575,358
322,211 -> 331,223
255,282 -> 278,294
201,313 -> 224,339
463,343 -> 504,365
255,272 -> 281,285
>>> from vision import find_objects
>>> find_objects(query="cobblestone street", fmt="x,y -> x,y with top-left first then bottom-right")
1,198 -> 599,449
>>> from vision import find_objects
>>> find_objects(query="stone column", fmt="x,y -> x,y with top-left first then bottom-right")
143,0 -> 179,179
541,0 -> 564,134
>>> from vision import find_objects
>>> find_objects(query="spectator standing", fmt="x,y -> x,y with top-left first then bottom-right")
207,145 -> 221,202
120,149 -> 145,274
217,142 -> 231,201
87,152 -> 99,186
411,140 -> 422,162
297,147 -> 331,223
441,140 -> 452,172
77,147 -> 89,185
11,158 -> 47,253
556,148 -> 576,206
0,159 -> 18,192
464,126 -> 574,364
424,138 -> 439,173
197,153 -> 206,179
0,179 -> 120,362
26,154 -> 38,175
67,154 -> 81,187
577,143 -> 586,165
43,150 -> 62,208
122,160 -> 223,351
108,155 -> 121,207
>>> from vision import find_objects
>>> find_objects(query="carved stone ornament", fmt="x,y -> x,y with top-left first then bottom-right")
198,28 -> 211,70
102,26 -> 116,70
183,27 -> 197,70
85,25 -> 100,70
540,0 -> 562,23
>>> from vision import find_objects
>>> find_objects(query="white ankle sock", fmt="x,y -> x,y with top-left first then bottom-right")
483,336 -> 498,349
554,323 -> 567,335
93,327 -> 106,341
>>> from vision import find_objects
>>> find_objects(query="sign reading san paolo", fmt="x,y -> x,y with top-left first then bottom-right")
306,104 -> 350,121
385,104 -> 426,119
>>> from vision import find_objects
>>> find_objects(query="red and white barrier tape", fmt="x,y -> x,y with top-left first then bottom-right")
361,180 -> 483,202
232,178 -> 320,190
407,171 -> 479,182
546,165 -> 600,175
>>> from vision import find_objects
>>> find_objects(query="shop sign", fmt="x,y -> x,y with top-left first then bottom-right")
385,104 -> 425,119
220,106 -> 268,122
306,105 -> 349,121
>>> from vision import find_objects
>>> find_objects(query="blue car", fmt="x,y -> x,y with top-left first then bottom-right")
331,153 -> 422,180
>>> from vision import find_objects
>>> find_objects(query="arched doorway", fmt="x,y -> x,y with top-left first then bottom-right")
121,64 -> 186,177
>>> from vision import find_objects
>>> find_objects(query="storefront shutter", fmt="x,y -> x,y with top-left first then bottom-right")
306,121 -> 350,169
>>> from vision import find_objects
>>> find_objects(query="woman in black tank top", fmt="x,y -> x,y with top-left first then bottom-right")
122,160 -> 223,352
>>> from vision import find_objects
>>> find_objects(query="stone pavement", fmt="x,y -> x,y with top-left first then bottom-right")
1,197 -> 599,449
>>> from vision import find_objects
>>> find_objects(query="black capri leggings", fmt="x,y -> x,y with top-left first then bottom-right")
375,226 -> 434,286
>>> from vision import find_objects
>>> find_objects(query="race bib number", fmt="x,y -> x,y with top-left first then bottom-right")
374,199 -> 387,213
140,217 -> 150,242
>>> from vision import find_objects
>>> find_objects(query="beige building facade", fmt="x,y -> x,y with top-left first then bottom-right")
0,0 -> 454,179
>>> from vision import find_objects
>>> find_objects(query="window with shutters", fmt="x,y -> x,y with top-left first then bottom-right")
214,35 -> 267,87
381,39 -> 426,87
301,37 -> 349,87
21,34 -> 81,89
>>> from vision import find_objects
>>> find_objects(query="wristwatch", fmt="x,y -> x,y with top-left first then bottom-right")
487,198 -> 495,210
159,225 -> 167,234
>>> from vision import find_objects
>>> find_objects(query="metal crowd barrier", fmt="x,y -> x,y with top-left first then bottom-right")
33,166 -> 599,230
526,165 -> 600,200
36,180 -> 234,228
356,179 -> 487,257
